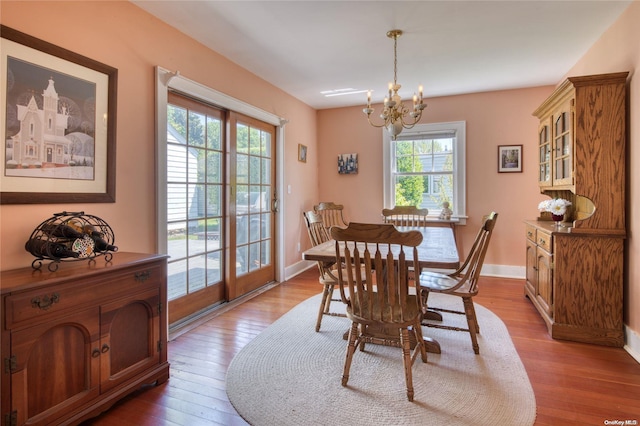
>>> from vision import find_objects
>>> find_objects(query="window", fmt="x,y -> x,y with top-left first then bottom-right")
383,121 -> 466,220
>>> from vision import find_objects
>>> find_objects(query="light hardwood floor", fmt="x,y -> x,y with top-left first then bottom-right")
85,269 -> 640,425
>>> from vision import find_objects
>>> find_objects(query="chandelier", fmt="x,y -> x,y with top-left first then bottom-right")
363,30 -> 426,140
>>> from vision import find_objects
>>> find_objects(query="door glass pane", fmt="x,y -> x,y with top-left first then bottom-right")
168,259 -> 187,300
249,242 -> 260,271
236,245 -> 248,275
207,116 -> 221,150
188,111 -> 206,147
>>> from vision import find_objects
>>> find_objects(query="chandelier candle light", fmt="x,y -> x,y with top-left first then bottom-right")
363,30 -> 427,140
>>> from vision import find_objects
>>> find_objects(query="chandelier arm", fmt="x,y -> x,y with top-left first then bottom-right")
365,114 -> 390,129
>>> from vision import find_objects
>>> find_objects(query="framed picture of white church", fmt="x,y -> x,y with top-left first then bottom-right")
1,25 -> 117,204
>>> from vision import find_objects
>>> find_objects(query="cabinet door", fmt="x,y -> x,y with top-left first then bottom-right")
552,101 -> 574,188
536,247 -> 553,317
525,239 -> 537,295
538,119 -> 552,188
10,308 -> 100,426
99,288 -> 161,392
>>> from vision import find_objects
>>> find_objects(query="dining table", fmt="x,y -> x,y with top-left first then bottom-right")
302,225 -> 460,354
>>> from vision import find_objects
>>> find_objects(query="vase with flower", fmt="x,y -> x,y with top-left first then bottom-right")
538,198 -> 572,228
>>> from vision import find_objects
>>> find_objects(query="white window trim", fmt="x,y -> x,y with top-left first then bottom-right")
382,121 -> 467,224
154,66 -> 287,282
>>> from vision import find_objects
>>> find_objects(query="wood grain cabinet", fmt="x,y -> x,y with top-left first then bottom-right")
525,72 -> 628,347
1,253 -> 170,426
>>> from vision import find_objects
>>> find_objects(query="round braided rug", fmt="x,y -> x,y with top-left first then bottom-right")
226,292 -> 536,425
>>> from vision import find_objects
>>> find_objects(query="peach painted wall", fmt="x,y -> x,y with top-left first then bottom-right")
561,1 -> 640,336
317,86 -> 554,270
0,1 -> 318,271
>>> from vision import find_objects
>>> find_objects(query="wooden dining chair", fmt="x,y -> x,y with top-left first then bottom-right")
313,201 -> 347,232
303,210 -> 346,332
331,222 -> 428,402
419,212 -> 498,354
382,205 -> 429,228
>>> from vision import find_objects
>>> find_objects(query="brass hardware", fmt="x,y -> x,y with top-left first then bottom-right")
4,356 -> 16,373
157,340 -> 163,352
101,344 -> 110,353
92,349 -> 101,358
31,292 -> 60,310
134,271 -> 150,283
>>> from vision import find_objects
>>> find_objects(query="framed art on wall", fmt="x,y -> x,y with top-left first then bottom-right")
298,144 -> 307,163
338,153 -> 358,174
1,25 -> 118,204
497,145 -> 522,173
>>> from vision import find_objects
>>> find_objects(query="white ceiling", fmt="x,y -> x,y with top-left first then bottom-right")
131,0 -> 632,110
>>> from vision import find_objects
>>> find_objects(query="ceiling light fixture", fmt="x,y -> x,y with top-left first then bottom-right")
363,30 -> 426,140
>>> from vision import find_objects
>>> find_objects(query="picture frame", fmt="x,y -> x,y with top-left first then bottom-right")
1,25 -> 118,204
497,145 -> 522,173
338,153 -> 358,174
298,144 -> 307,163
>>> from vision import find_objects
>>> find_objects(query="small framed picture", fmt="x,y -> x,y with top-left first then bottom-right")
498,145 -> 523,173
338,153 -> 358,174
298,144 -> 307,163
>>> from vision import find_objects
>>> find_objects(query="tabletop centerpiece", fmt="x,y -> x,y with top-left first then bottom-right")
538,198 -> 572,227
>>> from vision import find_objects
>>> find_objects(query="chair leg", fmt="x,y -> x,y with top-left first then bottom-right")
400,327 -> 415,402
323,284 -> 334,313
342,322 -> 359,386
412,323 -> 428,363
315,284 -> 332,332
463,297 -> 480,354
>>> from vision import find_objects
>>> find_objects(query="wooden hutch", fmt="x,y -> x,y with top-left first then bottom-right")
1,253 -> 170,425
524,72 -> 628,347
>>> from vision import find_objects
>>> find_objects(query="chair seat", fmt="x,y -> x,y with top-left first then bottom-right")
420,271 -> 474,295
346,294 -> 422,326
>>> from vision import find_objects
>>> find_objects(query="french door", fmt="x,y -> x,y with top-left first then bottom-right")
166,93 -> 276,324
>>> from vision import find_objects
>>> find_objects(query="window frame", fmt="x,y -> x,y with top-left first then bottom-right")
383,121 -> 466,223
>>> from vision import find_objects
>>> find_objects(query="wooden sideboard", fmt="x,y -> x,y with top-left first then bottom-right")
1,253 -> 170,426
525,72 -> 627,347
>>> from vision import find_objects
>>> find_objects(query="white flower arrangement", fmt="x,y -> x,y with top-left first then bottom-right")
538,198 -> 572,216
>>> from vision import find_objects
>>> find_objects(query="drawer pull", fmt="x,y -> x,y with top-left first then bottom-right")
101,344 -> 110,353
539,238 -> 546,245
92,349 -> 101,358
527,231 -> 533,238
134,271 -> 151,283
31,293 -> 60,311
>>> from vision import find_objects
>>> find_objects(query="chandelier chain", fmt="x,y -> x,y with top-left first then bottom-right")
393,34 -> 398,87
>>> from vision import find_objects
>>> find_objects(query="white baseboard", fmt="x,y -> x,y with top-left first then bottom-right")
481,264 -> 525,279
625,325 -> 640,364
285,259 -> 315,281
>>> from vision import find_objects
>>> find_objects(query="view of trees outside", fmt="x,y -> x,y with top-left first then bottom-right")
394,137 -> 454,212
